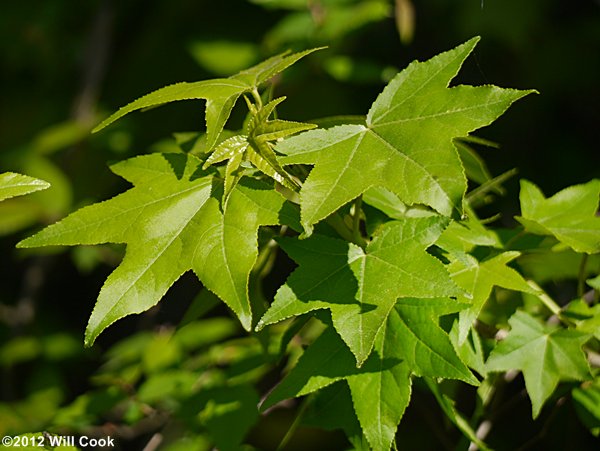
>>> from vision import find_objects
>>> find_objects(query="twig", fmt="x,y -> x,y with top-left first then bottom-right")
577,254 -> 589,298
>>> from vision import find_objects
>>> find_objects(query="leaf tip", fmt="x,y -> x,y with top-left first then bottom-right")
239,312 -> 253,332
83,328 -> 98,348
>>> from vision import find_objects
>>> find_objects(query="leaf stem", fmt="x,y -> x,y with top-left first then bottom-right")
526,280 -> 561,317
251,87 -> 263,110
577,254 -> 588,298
275,397 -> 312,451
326,214 -> 367,249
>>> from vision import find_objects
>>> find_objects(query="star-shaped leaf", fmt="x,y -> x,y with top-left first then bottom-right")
18,153 -> 292,345
0,172 -> 50,201
448,251 -> 535,343
486,310 -> 592,418
516,179 -> 600,254
262,299 -> 474,451
92,48 -> 320,151
260,324 -> 408,451
258,216 -> 462,365
277,37 -> 534,234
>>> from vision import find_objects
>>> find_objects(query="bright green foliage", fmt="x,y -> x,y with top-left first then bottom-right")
263,297 -> 475,450
203,96 -> 315,198
486,310 -> 592,418
262,324 -> 411,451
391,297 -> 476,384
15,37 -> 598,450
588,274 -> 600,290
18,153 -> 293,344
278,37 -> 533,234
0,172 -> 49,201
92,48 -> 320,151
516,179 -> 600,254
258,216 -> 462,365
448,251 -> 535,343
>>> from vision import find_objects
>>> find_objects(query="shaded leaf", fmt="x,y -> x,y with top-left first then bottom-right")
561,300 -> 600,340
486,310 -> 591,418
261,324 -> 408,451
572,381 -> 600,437
258,216 -> 462,365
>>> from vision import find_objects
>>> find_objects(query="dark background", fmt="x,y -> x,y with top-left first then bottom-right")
1,1 -> 599,449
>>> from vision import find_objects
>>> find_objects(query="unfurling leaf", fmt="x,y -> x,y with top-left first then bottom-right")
203,97 -> 315,197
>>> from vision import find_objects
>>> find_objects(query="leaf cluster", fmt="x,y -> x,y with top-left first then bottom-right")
14,37 -> 600,450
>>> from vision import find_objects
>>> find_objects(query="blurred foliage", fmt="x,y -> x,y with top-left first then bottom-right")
1,0 -> 599,449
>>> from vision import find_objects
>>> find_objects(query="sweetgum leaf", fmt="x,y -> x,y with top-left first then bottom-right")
263,300 -> 475,451
258,216 -> 462,365
448,251 -> 535,343
392,297 -> 477,384
260,324 -> 409,451
516,179 -> 600,254
349,318 -> 411,450
278,37 -> 534,234
18,153 -> 291,345
92,48 -> 320,151
0,172 -> 50,201
486,310 -> 592,418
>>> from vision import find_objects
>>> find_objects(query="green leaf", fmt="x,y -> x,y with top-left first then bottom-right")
561,299 -> 600,340
278,37 -> 533,234
202,96 -> 314,196
258,216 -> 462,365
92,48 -> 320,151
0,172 -> 50,202
516,179 -> 600,254
392,297 -> 477,384
454,137 -> 498,187
448,251 -> 535,343
261,324 -> 409,451
346,311 -> 411,451
588,274 -> 600,290
18,153 -> 290,345
436,208 -> 501,254
263,298 -> 474,451
486,310 -> 592,418
572,380 -> 600,437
